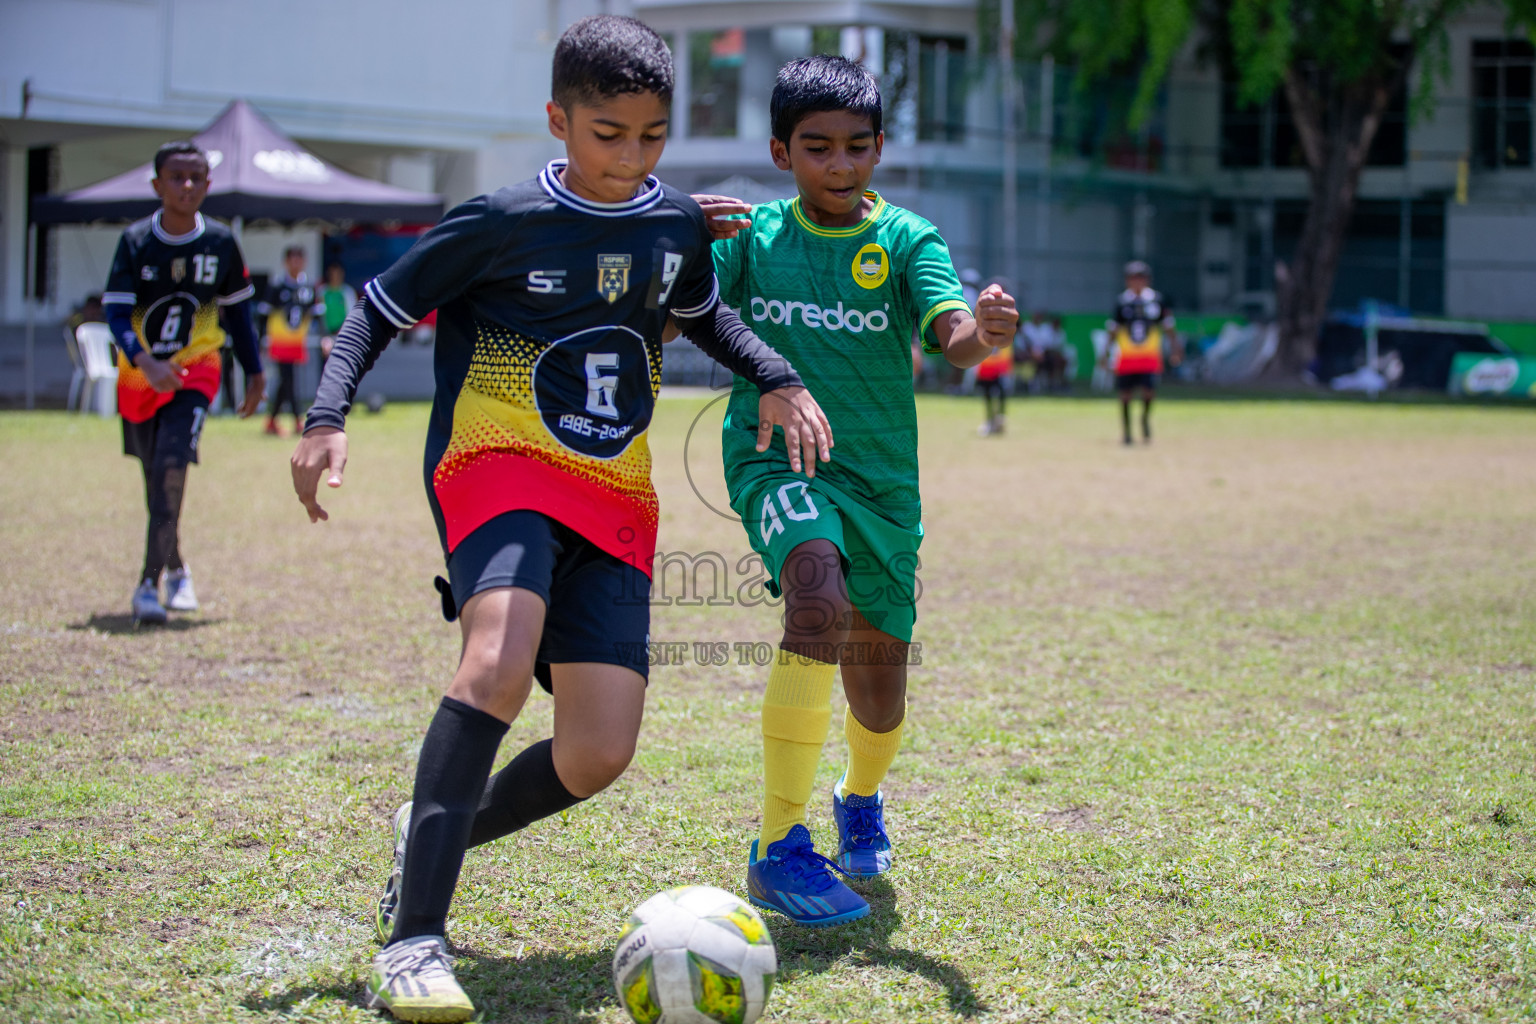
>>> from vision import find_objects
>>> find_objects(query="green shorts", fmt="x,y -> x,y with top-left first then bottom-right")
729,473 -> 923,643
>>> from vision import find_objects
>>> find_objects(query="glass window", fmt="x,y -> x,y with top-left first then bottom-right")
689,29 -> 743,138
880,32 -> 967,143
1472,39 -> 1535,168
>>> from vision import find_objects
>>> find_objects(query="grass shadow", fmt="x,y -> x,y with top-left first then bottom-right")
456,946 -> 613,1023
70,612 -> 225,635
239,981 -> 364,1016
768,876 -> 988,1017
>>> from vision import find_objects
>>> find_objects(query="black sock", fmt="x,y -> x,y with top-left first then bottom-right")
1142,398 -> 1153,437
467,738 -> 585,848
390,696 -> 508,944
142,460 -> 187,582
1120,400 -> 1132,440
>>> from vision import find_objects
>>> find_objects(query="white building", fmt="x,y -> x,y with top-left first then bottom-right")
3,0 -> 1535,398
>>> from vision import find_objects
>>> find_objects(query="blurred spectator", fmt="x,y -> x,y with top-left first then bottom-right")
66,293 -> 105,333
1023,310 -> 1067,392
319,262 -> 355,363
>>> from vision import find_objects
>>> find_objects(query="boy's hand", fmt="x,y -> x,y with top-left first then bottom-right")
693,194 -> 752,240
975,284 -> 1019,348
757,386 -> 833,478
238,372 -> 265,418
291,426 -> 347,523
132,352 -> 186,393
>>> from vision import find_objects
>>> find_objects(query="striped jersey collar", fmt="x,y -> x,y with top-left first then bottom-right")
539,159 -> 663,217
151,210 -> 206,245
789,192 -> 886,238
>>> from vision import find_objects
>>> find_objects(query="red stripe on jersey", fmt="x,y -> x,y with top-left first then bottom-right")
117,350 -> 222,423
434,450 -> 659,577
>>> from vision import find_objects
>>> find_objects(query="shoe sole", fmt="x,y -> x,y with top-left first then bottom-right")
363,986 -> 473,1023
747,893 -> 870,928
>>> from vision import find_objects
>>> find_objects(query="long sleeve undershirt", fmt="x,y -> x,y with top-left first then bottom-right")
304,295 -> 802,433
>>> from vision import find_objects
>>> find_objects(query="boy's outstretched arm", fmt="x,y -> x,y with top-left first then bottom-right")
935,283 -> 1019,368
674,301 -> 834,477
290,296 -> 398,522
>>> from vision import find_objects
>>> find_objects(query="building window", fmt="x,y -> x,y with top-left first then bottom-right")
1220,54 -> 1407,169
1473,39 -> 1534,168
689,29 -> 743,138
882,32 -> 967,143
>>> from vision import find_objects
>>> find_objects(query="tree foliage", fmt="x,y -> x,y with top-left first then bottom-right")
990,0 -> 1536,372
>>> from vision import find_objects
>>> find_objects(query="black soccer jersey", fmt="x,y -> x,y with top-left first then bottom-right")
1111,287 -> 1173,375
361,160 -> 719,568
103,211 -> 254,422
258,272 -> 324,363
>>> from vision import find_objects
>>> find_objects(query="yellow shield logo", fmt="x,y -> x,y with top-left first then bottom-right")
851,243 -> 888,290
170,258 -> 186,284
598,254 -> 632,304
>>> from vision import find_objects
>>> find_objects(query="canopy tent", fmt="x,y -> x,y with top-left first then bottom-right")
30,99 -> 444,225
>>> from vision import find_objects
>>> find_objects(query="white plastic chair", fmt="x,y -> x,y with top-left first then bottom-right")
62,325 -> 87,411
73,322 -> 120,417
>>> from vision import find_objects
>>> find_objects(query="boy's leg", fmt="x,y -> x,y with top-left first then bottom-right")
762,538 -> 847,851
387,586 -> 542,946
138,393 -> 207,584
466,538 -> 651,848
1141,386 -> 1154,441
839,614 -> 907,796
1119,390 -> 1133,444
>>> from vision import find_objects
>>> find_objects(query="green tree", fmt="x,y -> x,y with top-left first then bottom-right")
997,0 -> 1536,374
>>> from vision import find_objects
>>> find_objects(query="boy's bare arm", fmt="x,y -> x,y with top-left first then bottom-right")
935,283 -> 1019,368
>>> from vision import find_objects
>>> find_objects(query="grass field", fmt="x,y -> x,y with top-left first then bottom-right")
2,394 -> 1534,1023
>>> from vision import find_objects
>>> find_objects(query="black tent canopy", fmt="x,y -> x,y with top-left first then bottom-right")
30,100 -> 444,225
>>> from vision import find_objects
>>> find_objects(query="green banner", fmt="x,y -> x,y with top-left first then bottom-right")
1448,353 -> 1536,398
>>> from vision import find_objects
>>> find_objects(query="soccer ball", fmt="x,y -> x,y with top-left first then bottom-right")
613,885 -> 778,1024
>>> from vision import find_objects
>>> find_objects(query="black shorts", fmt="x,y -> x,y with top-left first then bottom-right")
441,510 -> 651,690
122,390 -> 210,465
1115,372 -> 1159,392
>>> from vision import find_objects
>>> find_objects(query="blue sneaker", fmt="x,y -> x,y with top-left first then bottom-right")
747,824 -> 869,927
832,780 -> 892,877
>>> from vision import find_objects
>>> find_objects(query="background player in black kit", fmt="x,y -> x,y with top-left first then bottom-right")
1106,260 -> 1182,445
258,245 -> 325,437
289,17 -> 832,1022
103,141 -> 265,625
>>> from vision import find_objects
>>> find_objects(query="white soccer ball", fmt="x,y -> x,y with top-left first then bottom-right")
613,885 -> 778,1024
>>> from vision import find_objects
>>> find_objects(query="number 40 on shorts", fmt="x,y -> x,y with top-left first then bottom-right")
759,481 -> 819,545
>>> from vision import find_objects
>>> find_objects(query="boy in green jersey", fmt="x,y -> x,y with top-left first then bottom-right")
686,55 -> 1018,925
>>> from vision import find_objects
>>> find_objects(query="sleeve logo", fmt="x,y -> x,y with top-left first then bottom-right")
851,243 -> 889,290
598,254 -> 633,304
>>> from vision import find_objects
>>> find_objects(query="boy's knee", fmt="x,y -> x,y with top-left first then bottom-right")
556,738 -> 634,796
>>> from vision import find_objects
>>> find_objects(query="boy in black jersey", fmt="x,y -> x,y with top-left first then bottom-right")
290,17 -> 832,1022
103,141 -> 264,625
257,245 -> 324,437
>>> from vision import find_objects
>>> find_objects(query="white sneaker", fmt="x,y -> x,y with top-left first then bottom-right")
375,802 -> 411,943
364,935 -> 474,1022
163,566 -> 198,612
131,580 -> 167,626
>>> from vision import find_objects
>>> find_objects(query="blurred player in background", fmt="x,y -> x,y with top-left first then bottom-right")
102,141 -> 264,624
1107,260 -> 1181,445
318,261 -> 356,365
258,245 -> 323,437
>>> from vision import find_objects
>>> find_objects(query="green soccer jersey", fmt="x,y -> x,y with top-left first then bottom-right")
715,192 -> 969,528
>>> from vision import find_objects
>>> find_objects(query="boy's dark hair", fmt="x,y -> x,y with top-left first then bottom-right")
552,15 -> 674,109
284,245 -> 306,260
771,55 -> 882,142
154,140 -> 209,177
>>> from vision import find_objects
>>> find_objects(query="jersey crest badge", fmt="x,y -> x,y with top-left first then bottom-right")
852,243 -> 889,290
171,258 -> 187,284
598,254 -> 632,304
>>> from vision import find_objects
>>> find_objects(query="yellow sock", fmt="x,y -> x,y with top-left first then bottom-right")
841,703 -> 905,798
759,654 -> 837,849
